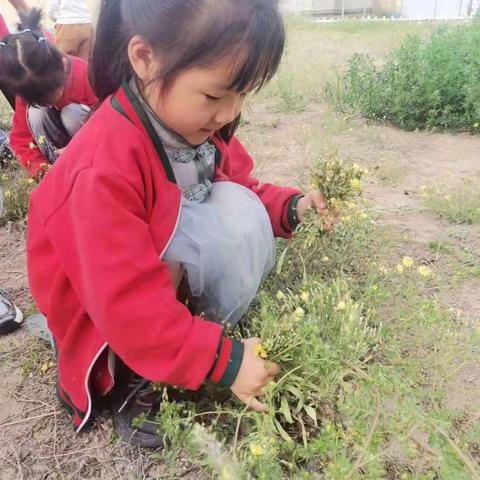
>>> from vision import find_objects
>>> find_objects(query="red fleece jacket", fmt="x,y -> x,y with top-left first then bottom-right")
27,84 -> 302,430
10,55 -> 97,178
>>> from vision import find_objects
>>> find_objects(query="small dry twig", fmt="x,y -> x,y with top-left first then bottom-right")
0,411 -> 57,428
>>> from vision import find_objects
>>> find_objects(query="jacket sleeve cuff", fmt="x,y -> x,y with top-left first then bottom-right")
282,194 -> 305,232
208,337 -> 244,387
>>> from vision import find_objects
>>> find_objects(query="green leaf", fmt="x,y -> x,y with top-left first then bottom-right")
276,246 -> 289,275
274,418 -> 293,443
280,395 -> 294,424
303,404 -> 318,427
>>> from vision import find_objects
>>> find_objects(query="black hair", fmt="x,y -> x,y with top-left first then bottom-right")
0,8 -> 66,107
91,0 -> 285,141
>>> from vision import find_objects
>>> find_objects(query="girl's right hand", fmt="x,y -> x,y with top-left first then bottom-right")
230,338 -> 280,413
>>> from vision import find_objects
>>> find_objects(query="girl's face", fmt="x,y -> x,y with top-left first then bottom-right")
144,59 -> 250,145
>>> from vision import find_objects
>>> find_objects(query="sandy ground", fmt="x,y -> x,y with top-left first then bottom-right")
0,101 -> 479,478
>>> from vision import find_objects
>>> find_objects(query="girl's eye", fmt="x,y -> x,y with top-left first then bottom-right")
205,94 -> 221,101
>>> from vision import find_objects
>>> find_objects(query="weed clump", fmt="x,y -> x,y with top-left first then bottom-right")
0,170 -> 36,226
327,21 -> 480,132
421,179 -> 480,225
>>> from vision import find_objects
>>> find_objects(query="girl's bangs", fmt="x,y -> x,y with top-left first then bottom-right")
225,12 -> 285,92
228,41 -> 283,92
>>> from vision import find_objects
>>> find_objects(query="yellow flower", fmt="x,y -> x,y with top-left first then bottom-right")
310,183 -> 317,190
343,215 -> 352,223
359,212 -> 368,220
250,444 -> 265,456
336,301 -> 346,311
345,201 -> 356,209
254,344 -> 268,359
322,256 -> 329,262
1,174 -> 8,181
38,135 -> 46,145
27,178 -> 35,185
294,307 -> 305,318
372,284 -> 378,291
350,178 -> 361,191
300,292 -> 309,302
401,256 -> 414,268
396,264 -> 404,274
418,265 -> 433,278
4,190 -> 12,199
276,290 -> 285,301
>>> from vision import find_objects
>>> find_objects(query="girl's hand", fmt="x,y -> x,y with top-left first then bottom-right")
296,190 -> 328,222
230,338 -> 280,413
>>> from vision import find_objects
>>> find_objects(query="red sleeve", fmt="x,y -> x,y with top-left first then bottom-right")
81,66 -> 98,107
58,168 -> 224,389
0,14 -> 10,38
10,98 -> 48,179
215,136 -> 303,238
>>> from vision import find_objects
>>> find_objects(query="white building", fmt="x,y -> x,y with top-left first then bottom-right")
280,0 -> 478,17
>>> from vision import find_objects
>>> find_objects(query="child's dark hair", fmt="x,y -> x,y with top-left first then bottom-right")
91,0 -> 285,141
0,9 -> 66,107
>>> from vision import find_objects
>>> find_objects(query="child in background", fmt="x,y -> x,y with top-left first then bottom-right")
47,0 -> 94,62
27,0 -> 329,447
0,0 -> 31,335
1,0 -> 30,107
0,9 -> 97,179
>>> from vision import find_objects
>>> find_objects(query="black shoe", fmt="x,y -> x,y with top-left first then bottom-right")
108,364 -> 164,448
0,289 -> 23,335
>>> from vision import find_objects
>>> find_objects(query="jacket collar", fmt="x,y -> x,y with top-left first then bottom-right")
112,81 -> 177,184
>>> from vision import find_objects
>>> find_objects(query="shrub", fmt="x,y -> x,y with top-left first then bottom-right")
326,21 -> 480,132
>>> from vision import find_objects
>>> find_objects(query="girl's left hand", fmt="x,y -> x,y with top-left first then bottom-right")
296,190 -> 328,223
296,190 -> 336,231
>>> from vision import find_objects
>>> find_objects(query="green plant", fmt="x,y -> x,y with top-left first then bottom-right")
327,22 -> 480,132
421,179 -> 480,224
0,170 -> 36,225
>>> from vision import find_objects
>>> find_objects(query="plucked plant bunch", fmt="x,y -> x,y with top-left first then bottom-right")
310,155 -> 365,207
274,154 -> 375,291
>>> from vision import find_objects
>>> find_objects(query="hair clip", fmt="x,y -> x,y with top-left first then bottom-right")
0,42 -> 6,47
38,37 -> 47,43
19,28 -> 31,34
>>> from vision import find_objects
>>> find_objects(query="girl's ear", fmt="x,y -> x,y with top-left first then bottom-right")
128,35 -> 162,83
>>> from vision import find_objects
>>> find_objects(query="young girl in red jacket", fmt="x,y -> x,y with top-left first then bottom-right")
27,0 -> 329,448
0,9 -> 97,179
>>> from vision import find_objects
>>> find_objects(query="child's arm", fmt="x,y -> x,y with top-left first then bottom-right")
9,98 -> 48,179
46,0 -> 59,22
